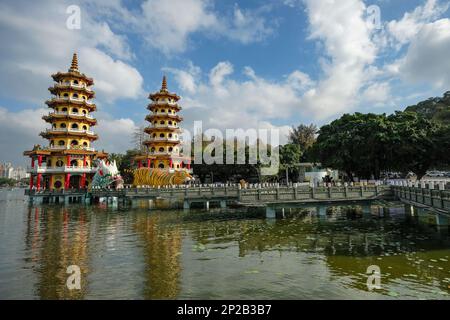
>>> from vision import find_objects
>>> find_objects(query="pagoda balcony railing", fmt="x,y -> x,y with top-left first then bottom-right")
148,151 -> 181,156
148,137 -> 180,142
46,128 -> 96,135
52,97 -> 94,105
58,82 -> 94,92
153,100 -> 178,106
47,145 -> 95,151
152,112 -> 180,116
151,124 -> 179,129
27,166 -> 96,174
49,111 -> 94,119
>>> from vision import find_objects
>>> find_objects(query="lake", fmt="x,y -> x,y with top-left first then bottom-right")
0,189 -> 449,299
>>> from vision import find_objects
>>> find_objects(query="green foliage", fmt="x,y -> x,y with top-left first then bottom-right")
110,149 -> 141,184
312,111 -> 444,180
0,177 -> 17,187
288,124 -> 317,151
405,91 -> 450,125
190,137 -> 264,183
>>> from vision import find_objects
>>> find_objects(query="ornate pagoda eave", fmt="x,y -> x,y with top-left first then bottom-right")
143,140 -> 181,146
48,85 -> 95,98
145,114 -> 183,122
133,154 -> 191,161
42,114 -> 97,125
147,103 -> 182,112
144,127 -> 182,134
51,71 -> 94,85
23,149 -> 52,156
45,98 -> 97,111
39,131 -> 99,141
148,91 -> 180,101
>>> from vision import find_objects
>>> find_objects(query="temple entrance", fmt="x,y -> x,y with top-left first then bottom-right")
69,175 -> 81,189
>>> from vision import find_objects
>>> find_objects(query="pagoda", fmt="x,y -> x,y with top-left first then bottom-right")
134,76 -> 191,171
24,53 -> 107,191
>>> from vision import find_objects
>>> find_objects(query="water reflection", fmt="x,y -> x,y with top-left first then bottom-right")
1,200 -> 447,299
134,213 -> 182,299
25,206 -> 90,299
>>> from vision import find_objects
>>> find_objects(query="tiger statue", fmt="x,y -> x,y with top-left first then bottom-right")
133,168 -> 194,187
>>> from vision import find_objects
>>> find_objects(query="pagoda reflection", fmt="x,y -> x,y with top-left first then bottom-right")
25,205 -> 91,299
134,213 -> 182,299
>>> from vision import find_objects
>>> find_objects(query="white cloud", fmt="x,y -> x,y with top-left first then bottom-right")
396,19 -> 450,89
300,0 -> 377,118
95,117 -> 138,154
0,0 -> 143,104
79,47 -> 144,102
166,61 -> 306,141
222,4 -> 275,44
0,106 -> 139,164
361,82 -> 391,106
164,62 -> 201,94
0,107 -> 47,165
89,0 -> 275,54
386,0 -> 449,47
140,0 -> 218,54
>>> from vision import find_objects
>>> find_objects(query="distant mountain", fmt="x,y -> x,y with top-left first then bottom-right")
404,91 -> 450,125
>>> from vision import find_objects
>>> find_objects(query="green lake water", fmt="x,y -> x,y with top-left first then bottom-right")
0,189 -> 449,299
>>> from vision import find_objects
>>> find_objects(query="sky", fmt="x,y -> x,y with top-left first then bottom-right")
0,0 -> 449,166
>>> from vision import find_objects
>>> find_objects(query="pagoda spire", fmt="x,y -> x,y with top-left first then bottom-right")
69,53 -> 79,72
161,75 -> 168,92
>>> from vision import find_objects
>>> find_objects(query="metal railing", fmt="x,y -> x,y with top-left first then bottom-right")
49,97 -> 94,105
27,166 -> 95,173
47,111 -> 94,119
45,128 -> 96,135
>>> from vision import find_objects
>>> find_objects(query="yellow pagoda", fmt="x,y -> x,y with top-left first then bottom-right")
134,76 -> 191,171
24,53 -> 107,191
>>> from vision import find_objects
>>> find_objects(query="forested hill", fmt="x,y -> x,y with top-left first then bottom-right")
404,91 -> 450,125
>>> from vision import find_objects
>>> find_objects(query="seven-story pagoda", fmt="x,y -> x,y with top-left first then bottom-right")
135,76 -> 191,171
24,53 -> 107,191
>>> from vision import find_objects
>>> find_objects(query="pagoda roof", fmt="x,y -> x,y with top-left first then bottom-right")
149,76 -> 180,101
23,149 -> 52,156
40,129 -> 98,141
45,98 -> 97,111
145,114 -> 183,122
133,154 -> 191,161
48,84 -> 95,98
42,113 -> 97,125
144,126 -> 182,134
51,53 -> 94,85
148,102 -> 182,112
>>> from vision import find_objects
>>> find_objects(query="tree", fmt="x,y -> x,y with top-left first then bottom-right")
387,111 -> 441,178
116,149 -> 142,184
405,91 -> 450,126
433,124 -> 450,169
312,113 -> 390,180
311,111 -> 443,180
288,124 -> 317,151
279,143 -> 302,183
190,135 -> 272,183
0,177 -> 16,187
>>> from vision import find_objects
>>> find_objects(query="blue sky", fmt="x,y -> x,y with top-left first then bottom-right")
0,0 -> 449,165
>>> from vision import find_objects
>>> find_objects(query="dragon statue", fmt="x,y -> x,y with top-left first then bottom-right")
90,159 -> 124,189
133,168 -> 194,187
